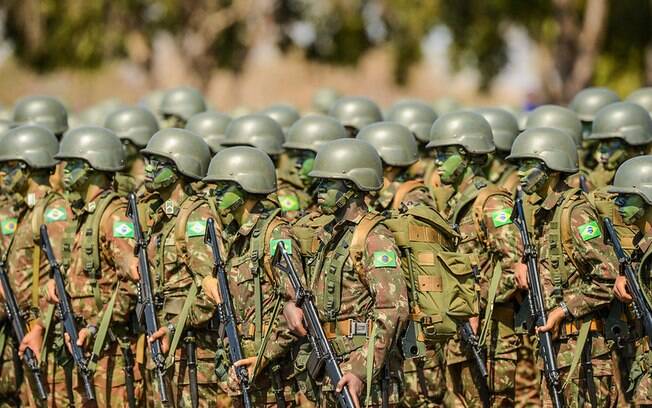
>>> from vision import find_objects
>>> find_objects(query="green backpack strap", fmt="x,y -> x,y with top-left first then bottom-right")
165,280 -> 198,370
548,188 -> 582,301
88,283 -> 120,373
562,320 -> 591,390
450,180 -> 484,225
479,261 -> 502,346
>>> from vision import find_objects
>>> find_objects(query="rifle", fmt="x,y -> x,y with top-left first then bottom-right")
272,241 -> 356,408
604,217 -> 652,348
459,321 -> 489,407
40,225 -> 96,401
0,261 -> 47,401
204,218 -> 253,408
126,192 -> 170,405
511,188 -> 565,408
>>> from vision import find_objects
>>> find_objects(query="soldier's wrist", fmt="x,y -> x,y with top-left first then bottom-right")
559,302 -> 571,319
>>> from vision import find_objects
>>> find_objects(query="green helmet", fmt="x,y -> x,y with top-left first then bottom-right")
356,122 -> 418,167
309,139 -> 383,191
626,87 -> 652,117
385,100 -> 438,143
569,87 -> 620,122
56,126 -> 125,171
328,96 -> 383,130
432,97 -> 462,116
525,105 -> 582,147
222,114 -> 284,155
0,119 -> 15,136
159,86 -> 206,120
260,104 -> 301,132
312,88 -> 340,114
474,108 -> 519,152
284,115 -> 347,152
608,155 -> 652,204
104,106 -> 159,147
427,111 -> 495,154
203,146 -> 276,194
586,102 -> 652,146
507,127 -> 578,173
141,128 -> 211,179
0,125 -> 58,168
13,95 -> 68,135
185,111 -> 231,154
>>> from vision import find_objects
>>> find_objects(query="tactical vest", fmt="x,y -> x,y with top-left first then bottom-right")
587,187 -> 638,251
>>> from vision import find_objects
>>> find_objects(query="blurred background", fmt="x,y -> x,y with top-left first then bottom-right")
0,0 -> 650,113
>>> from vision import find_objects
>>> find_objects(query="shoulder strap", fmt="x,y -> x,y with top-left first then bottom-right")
470,185 -> 511,246
30,193 -> 58,308
349,213 -> 385,277
173,195 -> 206,266
451,181 -> 484,224
392,179 -> 425,210
548,188 -> 582,301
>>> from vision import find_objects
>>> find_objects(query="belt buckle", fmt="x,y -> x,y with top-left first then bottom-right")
349,320 -> 368,338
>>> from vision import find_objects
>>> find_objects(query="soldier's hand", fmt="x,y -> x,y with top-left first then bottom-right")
283,302 -> 307,336
148,326 -> 170,354
46,279 -> 59,304
0,284 -> 5,302
64,328 -> 91,354
613,275 -> 633,303
336,372 -> 363,408
536,307 -> 565,337
468,316 -> 480,335
202,276 -> 222,305
19,324 -> 44,361
514,262 -> 528,290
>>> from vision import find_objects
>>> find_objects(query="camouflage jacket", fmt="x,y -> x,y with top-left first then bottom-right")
367,175 -> 434,212
276,179 -> 314,222
487,158 -> 520,194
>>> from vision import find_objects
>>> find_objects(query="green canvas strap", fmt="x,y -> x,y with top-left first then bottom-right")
0,323 -> 7,365
364,323 -> 379,407
479,261 -> 503,346
322,228 -> 352,321
562,320 -> 591,390
251,293 -> 283,378
548,188 -> 582,302
40,305 -> 55,358
451,181 -> 482,225
88,283 -> 119,373
165,280 -> 197,369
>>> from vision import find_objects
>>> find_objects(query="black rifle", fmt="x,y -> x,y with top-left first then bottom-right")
204,218 -> 253,408
604,217 -> 652,348
186,331 -> 198,408
40,225 -> 96,401
126,192 -> 170,405
0,261 -> 47,401
459,321 -> 490,407
272,241 -> 356,408
511,188 -> 565,408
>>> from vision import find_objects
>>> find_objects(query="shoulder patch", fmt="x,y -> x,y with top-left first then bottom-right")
270,238 -> 292,256
186,220 -> 207,237
373,250 -> 398,268
0,218 -> 17,236
278,194 -> 300,212
578,220 -> 602,241
113,220 -> 134,238
45,207 -> 67,223
491,209 -> 513,228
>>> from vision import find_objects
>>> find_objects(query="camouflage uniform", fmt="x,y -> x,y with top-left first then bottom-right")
368,177 -> 434,212
275,154 -> 314,221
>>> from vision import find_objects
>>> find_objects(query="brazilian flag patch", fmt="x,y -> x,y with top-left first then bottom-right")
578,220 -> 601,241
279,195 -> 300,212
270,238 -> 292,255
373,250 -> 398,268
0,218 -> 17,236
45,207 -> 67,223
491,209 -> 513,228
186,220 -> 207,237
113,221 -> 134,238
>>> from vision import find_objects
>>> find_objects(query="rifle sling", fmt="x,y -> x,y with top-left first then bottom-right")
165,280 -> 197,370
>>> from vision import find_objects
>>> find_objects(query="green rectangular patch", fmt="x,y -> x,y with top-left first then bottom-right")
278,195 -> 300,212
186,220 -> 207,237
491,209 -> 513,228
113,221 -> 134,238
578,220 -> 602,241
0,218 -> 17,236
373,250 -> 398,268
270,238 -> 292,255
45,207 -> 67,223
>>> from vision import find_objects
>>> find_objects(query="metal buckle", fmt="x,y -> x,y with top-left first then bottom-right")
349,320 -> 368,338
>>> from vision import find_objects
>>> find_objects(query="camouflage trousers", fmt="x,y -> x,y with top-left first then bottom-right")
514,333 -> 540,408
0,332 -> 21,407
400,347 -> 445,407
625,338 -> 652,406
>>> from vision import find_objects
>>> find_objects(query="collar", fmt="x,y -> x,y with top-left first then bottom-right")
375,180 -> 400,210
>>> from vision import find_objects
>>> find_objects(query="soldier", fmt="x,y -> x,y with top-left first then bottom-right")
328,96 -> 383,136
260,104 -> 301,134
159,86 -> 206,128
385,100 -> 438,179
277,115 -> 347,220
312,88 -> 340,115
0,125 -> 59,407
138,128 -> 224,407
201,146 -> 302,407
426,111 -> 524,407
185,111 -> 232,154
104,106 -> 160,196
583,102 -> 652,189
286,139 -> 408,407
507,127 -> 620,406
569,87 -> 620,139
12,96 -> 69,139
475,108 -> 521,193
609,155 -> 652,407
626,87 -> 652,117
220,114 -> 285,161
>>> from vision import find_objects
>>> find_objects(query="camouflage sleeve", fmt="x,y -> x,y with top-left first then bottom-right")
564,203 -> 618,318
402,186 -> 435,209
480,194 -> 523,304
343,224 -> 408,381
